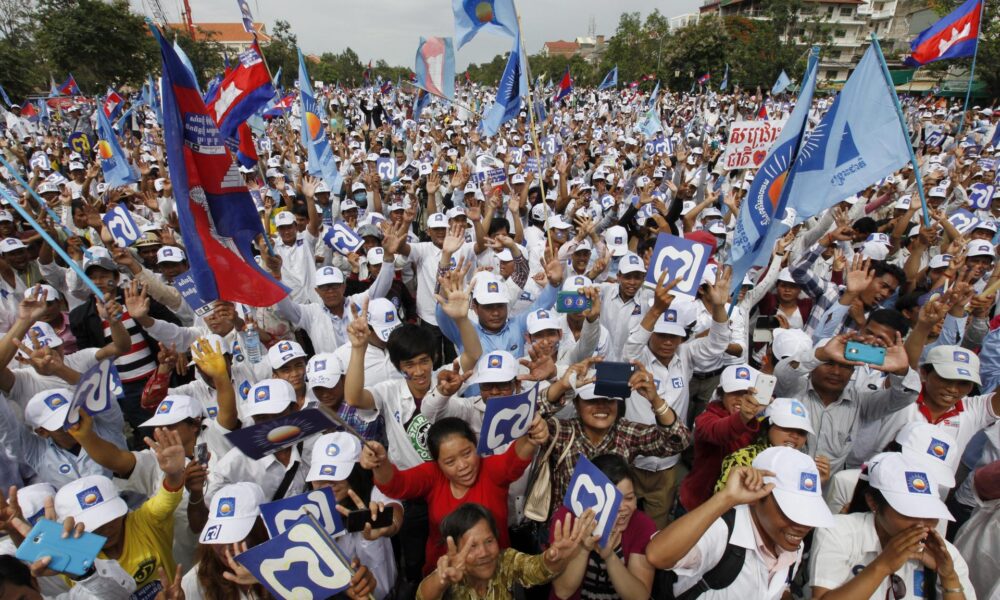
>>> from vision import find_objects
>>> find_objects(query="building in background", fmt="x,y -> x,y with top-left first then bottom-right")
167,22 -> 271,54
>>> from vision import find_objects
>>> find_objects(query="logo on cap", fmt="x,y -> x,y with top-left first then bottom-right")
203,524 -> 221,541
905,471 -> 932,494
799,472 -> 818,493
957,368 -> 971,376
537,310 -> 549,319
216,498 -> 236,517
76,486 -> 104,509
320,465 -> 336,476
312,359 -> 327,372
278,341 -> 292,352
163,249 -> 172,256
157,400 -> 173,414
927,438 -> 950,460
255,387 -> 271,403
614,237 -> 623,244
326,443 -> 341,457
207,406 -> 218,418
486,282 -> 499,294
239,380 -> 251,399
953,351 -> 970,363
487,355 -> 503,369
790,401 -> 806,417
323,267 -> 335,275
384,311 -> 395,323
44,393 -> 67,410
629,256 -> 639,264
663,310 -> 677,322
735,367 -> 751,380
574,277 -> 585,286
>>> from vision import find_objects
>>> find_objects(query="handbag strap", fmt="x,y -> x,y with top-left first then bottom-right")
537,417 -> 561,464
554,422 -> 576,467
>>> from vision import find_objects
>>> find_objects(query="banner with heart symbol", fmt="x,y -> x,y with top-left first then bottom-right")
720,119 -> 788,170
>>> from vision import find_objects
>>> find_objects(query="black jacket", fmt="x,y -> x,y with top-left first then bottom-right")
69,289 -> 181,354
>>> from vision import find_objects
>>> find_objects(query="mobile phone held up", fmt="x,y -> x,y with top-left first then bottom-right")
844,341 -> 886,366
556,291 -> 592,314
345,508 -> 394,533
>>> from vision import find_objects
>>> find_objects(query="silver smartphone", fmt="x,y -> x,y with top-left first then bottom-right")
754,374 -> 778,406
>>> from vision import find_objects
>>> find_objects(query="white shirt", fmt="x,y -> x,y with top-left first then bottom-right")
8,348 -> 100,417
366,378 -> 435,470
206,443 -> 308,504
405,240 -> 477,325
333,342 -> 403,390
598,283 -> 652,362
810,512 -> 974,599
273,230 -> 320,304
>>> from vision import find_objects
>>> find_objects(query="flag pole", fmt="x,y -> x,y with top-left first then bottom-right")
870,34 -> 932,227
401,81 -> 482,117
957,0 -> 985,136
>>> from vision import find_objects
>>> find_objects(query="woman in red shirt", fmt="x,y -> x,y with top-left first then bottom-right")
360,415 -> 549,575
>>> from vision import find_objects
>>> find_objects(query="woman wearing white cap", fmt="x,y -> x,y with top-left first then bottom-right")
810,452 -> 973,600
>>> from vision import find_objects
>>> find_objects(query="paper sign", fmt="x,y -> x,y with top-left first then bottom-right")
925,130 -> 945,147
172,270 -> 214,316
948,209 -> 980,234
260,487 -> 345,538
30,151 -> 49,171
643,232 -> 712,299
541,134 -> 561,157
375,157 -> 396,181
977,158 -> 997,172
225,408 -> 338,460
101,205 -> 140,248
68,132 -> 92,155
477,386 -> 536,455
64,360 -> 122,428
236,514 -> 354,599
562,454 -> 622,548
720,119 -> 787,170
470,168 -> 506,185
644,136 -> 671,156
969,183 -> 995,210
323,220 -> 363,255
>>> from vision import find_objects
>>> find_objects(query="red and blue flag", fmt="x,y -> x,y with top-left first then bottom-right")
206,41 -> 275,141
150,23 -> 287,308
904,0 -> 981,66
102,89 -> 124,120
553,68 -> 573,103
58,75 -> 81,96
697,73 -> 711,85
262,93 -> 295,119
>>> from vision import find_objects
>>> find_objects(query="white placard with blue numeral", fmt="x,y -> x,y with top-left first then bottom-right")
477,386 -> 536,455
642,232 -> 711,299
562,454 -> 622,548
376,157 -> 396,181
948,209 -> 980,234
101,205 -> 140,248
323,220 -> 363,255
236,514 -> 354,600
969,183 -> 995,210
64,359 -> 122,428
260,487 -> 345,538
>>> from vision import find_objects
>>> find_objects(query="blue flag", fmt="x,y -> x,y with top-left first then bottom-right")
202,75 -> 223,105
273,66 -> 283,91
96,106 -> 139,188
414,37 -> 456,100
782,44 -> 912,224
413,88 -> 432,122
598,66 -> 618,91
298,48 -> 343,195
720,64 -> 729,91
0,84 -> 11,107
452,0 -> 518,49
772,70 -> 791,95
638,106 -> 662,138
647,81 -> 660,107
174,40 -> 200,93
728,49 -> 819,297
479,34 -> 528,137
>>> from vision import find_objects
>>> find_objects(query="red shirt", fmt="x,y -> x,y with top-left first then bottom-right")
679,401 -> 759,510
376,442 -> 531,575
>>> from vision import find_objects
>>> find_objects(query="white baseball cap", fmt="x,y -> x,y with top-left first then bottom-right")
267,340 -> 307,370
652,301 -> 693,336
776,268 -> 797,284
307,432 -> 362,482
19,482 -> 57,525
617,252 -> 645,275
720,364 -> 759,393
545,215 -> 572,230
895,423 -> 958,488
920,345 -> 981,385
562,274 -> 594,292
860,241 -> 889,261
0,210 -> 13,223
273,211 -> 296,227
55,475 -> 129,531
928,254 -> 952,270
140,395 -> 204,428
468,351 -> 517,385
367,298 -> 402,342
526,309 -> 560,334
473,273 -> 507,305
929,185 -> 948,198
340,199 -> 359,212
20,321 -> 63,357
771,328 -> 812,361
25,284 -> 59,303
753,446 -> 835,528
867,452 -> 953,520
894,195 -> 912,210
315,266 -> 346,286
25,388 -> 73,431
200,482 -> 265,544
495,248 -> 513,262
156,246 -> 186,264
366,246 -> 385,266
0,237 -> 26,253
966,240 -> 995,258
765,397 -> 814,435
427,212 -> 448,228
604,226 -> 629,256
306,353 -> 342,389
243,378 -> 296,418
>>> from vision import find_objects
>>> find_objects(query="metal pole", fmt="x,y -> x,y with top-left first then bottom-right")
957,0 -> 985,136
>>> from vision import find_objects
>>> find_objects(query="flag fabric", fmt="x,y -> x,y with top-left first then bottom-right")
553,68 -> 573,103
273,66 -> 283,91
414,37 -> 456,100
96,103 -> 139,187
151,23 -> 287,309
772,70 -> 791,95
480,34 -> 528,137
103,89 -> 124,120
638,105 -> 663,137
234,122 -> 258,168
364,60 -> 372,84
728,49 -> 820,296
237,0 -> 255,34
720,64 -> 729,91
49,76 -> 58,98
904,0 -> 982,66
757,103 -> 769,120
299,48 -> 343,195
0,85 -> 10,107
783,45 -> 912,223
647,81 -> 660,108
413,88 -> 431,121
698,73 -> 711,85
203,75 -> 223,105
533,98 -> 546,122
58,75 -> 81,96
19,102 -> 38,120
262,93 -> 294,118
174,40 -> 200,92
598,66 -> 618,90
452,0 -> 518,49
207,42 -> 276,141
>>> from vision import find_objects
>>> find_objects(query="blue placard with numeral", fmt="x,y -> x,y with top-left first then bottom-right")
64,359 -> 122,428
643,232 -> 711,299
562,454 -> 622,548
375,157 -> 396,181
173,270 -> 214,316
259,487 -> 345,538
477,386 -> 536,456
323,219 -> 363,255
948,208 -> 980,234
969,183 -> 995,210
236,514 -> 354,599
101,204 -> 140,248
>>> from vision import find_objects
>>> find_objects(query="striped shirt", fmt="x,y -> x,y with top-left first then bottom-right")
102,308 -> 156,382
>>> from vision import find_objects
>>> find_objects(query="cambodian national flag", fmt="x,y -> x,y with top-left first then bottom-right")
234,122 -> 258,169
415,36 -> 456,100
151,23 -> 288,308
103,89 -> 124,120
59,75 -> 81,96
697,73 -> 711,85
553,68 -> 573,103
905,0 -> 981,66
262,93 -> 294,118
207,41 -> 275,142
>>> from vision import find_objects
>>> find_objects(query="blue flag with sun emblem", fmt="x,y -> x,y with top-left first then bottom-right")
298,48 -> 342,195
452,0 -> 519,49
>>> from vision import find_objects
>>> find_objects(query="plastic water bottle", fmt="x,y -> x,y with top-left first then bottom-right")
243,322 -> 263,364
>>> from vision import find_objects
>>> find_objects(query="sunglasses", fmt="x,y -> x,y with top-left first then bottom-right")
887,573 -> 905,600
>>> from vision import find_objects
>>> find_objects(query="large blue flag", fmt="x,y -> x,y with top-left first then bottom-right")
174,40 -> 200,93
728,48 -> 819,296
904,0 -> 981,66
452,0 -> 518,49
771,70 -> 791,95
720,64 -> 729,91
96,105 -> 139,188
782,44 -> 911,223
415,37 -> 456,100
479,34 -> 528,137
298,48 -> 343,195
647,81 -> 660,107
598,66 -> 617,91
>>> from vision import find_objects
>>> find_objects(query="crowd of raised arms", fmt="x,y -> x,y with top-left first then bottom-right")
0,78 -> 996,600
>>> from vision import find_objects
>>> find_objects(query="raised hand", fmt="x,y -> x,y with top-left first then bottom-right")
359,441 -> 388,470
145,427 -> 187,480
721,466 -> 775,506
870,332 -> 910,376
123,280 -> 150,320
191,337 -> 227,380
154,564 -> 186,600
18,284 -> 47,322
436,360 -> 473,396
442,222 -> 466,255
222,541 -> 258,586
518,343 -> 558,382
347,298 -> 370,348
434,272 -> 473,321
706,265 -> 733,308
650,268 -> 681,312
437,535 -> 472,586
845,254 -> 874,295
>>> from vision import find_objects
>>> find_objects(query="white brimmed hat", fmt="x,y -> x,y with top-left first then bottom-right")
55,475 -> 129,532
753,446 -> 835,528
966,240 -> 995,258
771,328 -> 811,361
473,273 -> 507,305
526,309 -> 560,334
366,298 -> 402,343
273,211 -> 296,227
765,397 -> 814,434
307,432 -> 361,482
468,351 -> 517,385
200,482 -> 265,544
895,423 -> 958,488
306,353 -> 342,389
604,226 -> 629,256
267,340 -> 307,370
140,395 -> 204,428
156,246 -> 186,264
316,266 -> 346,286
25,388 -> 73,431
243,379 -> 296,418
720,364 -> 759,393
867,452 -> 953,520
617,252 -> 645,275
920,345 -> 980,385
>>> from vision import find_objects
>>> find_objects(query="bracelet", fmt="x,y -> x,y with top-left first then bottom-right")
188,492 -> 204,505
653,402 -> 671,417
942,587 -> 964,594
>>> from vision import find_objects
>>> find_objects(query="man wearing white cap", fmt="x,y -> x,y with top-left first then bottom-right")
331,297 -> 410,386
649,447 -> 834,599
810,452 -> 973,600
964,239 -> 995,292
596,251 -> 654,362
270,201 -> 321,304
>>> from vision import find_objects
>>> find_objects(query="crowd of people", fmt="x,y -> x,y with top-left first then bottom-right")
0,75 -> 997,600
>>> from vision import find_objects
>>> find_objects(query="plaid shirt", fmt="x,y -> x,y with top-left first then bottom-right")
789,243 -> 848,335
538,388 -> 692,514
415,548 -> 553,600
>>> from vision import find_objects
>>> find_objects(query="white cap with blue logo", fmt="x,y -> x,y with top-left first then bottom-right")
55,475 -> 128,531
25,388 -> 73,431
895,422 -> 959,488
753,446 -> 834,528
867,452 -> 953,520
719,364 -> 759,394
921,345 -> 981,385
306,353 -> 342,389
243,378 -> 296,418
367,298 -> 402,343
307,432 -> 362,482
267,339 -> 307,370
469,351 -> 518,385
140,394 -> 204,428
765,397 -> 814,434
200,482 -> 265,544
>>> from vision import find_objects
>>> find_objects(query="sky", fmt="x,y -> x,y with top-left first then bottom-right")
135,0 -> 702,69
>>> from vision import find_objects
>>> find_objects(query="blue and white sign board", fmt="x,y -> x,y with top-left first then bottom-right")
643,232 -> 712,299
323,220 -> 363,255
101,204 -> 140,248
376,157 -> 396,181
644,136 -> 671,156
925,130 -> 945,147
470,168 -> 506,186
64,360 -> 122,428
225,407 -> 338,460
509,146 -> 524,164
541,134 -> 561,157
477,386 -> 536,455
30,151 -> 49,171
562,454 -> 622,548
948,209 -> 980,235
260,487 -> 345,538
969,183 -> 995,210
173,270 -> 214,316
525,157 -> 541,174
236,514 -> 354,600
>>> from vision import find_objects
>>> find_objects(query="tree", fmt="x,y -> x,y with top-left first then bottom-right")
172,29 -> 225,86
261,20 -> 298,85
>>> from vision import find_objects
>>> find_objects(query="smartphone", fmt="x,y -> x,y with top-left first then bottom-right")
753,374 -> 777,407
755,316 -> 781,330
345,508 -> 394,533
594,362 -> 635,399
844,341 -> 886,366
15,519 -> 106,577
195,442 -> 209,466
556,291 -> 593,314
